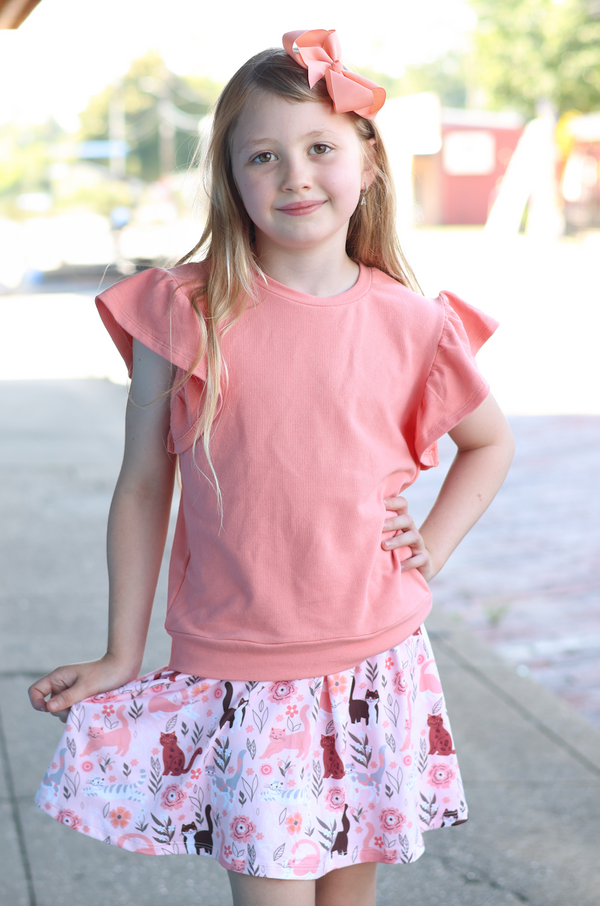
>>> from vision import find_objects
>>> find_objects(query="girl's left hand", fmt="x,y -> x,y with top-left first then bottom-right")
381,496 -> 433,580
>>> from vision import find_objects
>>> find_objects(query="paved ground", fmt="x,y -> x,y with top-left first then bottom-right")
1,378 -> 599,906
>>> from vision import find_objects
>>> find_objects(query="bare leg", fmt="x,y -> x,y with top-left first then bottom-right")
316,862 -> 378,906
228,872 -> 316,906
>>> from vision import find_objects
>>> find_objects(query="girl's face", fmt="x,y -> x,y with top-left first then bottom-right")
231,93 -> 373,263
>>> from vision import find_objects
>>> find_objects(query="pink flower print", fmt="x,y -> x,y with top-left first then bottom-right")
83,826 -> 90,834
407,821 -> 413,829
44,802 -> 52,811
267,682 -> 297,705
420,729 -> 427,737
276,714 -> 284,722
355,826 -> 363,834
359,682 -> 367,690
152,747 -> 159,755
109,807 -> 131,829
102,704 -> 114,716
81,761 -> 94,773
417,653 -> 425,664
56,809 -> 82,830
50,762 -> 57,770
329,675 -> 347,697
285,812 -> 303,835
374,836 -> 383,848
65,725 -> 72,732
382,721 -> 389,728
190,769 -> 202,780
152,684 -> 164,693
443,796 -> 451,804
427,764 -> 456,789
68,765 -> 76,773
206,709 -> 213,717
246,768 -> 254,776
224,845 -> 232,859
324,787 -> 345,812
288,780 -> 296,788
228,766 -> 235,774
92,714 -> 100,722
286,704 -> 298,717
260,764 -> 272,775
368,802 -> 375,811
109,776 -> 116,784
354,666 -> 362,674
187,746 -> 193,753
370,761 -> 378,769
230,815 -> 256,842
245,725 -> 254,733
403,755 -> 412,766
297,695 -> 304,702
313,750 -> 320,759
185,782 -> 193,789
392,671 -> 408,695
389,761 -> 397,769
385,657 -> 393,670
160,784 -> 187,811
90,691 -> 118,704
256,832 -> 264,841
379,808 -> 407,833
214,687 -> 223,699
202,695 -> 209,703
130,759 -> 138,766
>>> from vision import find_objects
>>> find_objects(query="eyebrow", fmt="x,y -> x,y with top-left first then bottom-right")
240,130 -> 339,152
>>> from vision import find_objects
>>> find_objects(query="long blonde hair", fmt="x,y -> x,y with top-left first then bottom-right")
175,48 -> 421,523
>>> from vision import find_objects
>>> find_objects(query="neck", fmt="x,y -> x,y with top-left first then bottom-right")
256,242 -> 360,298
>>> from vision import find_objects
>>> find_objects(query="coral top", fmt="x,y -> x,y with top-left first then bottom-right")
96,262 -> 497,680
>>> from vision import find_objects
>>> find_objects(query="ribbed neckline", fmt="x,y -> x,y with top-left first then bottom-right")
264,262 -> 372,307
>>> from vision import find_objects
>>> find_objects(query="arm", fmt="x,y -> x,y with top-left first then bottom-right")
381,393 -> 515,580
28,339 -> 176,720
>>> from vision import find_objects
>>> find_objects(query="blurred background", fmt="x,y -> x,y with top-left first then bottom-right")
0,1 -> 599,717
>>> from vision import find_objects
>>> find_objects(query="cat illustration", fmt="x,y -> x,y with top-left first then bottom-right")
383,848 -> 398,863
149,687 -> 190,718
348,744 -> 386,798
348,676 -> 379,726
441,808 -> 459,827
418,659 -> 443,694
41,747 -> 67,795
427,714 -> 455,756
84,769 -> 147,801
260,778 -> 311,805
219,681 -> 249,730
231,858 -> 245,873
160,731 -> 203,775
259,705 -> 311,760
80,705 -> 131,757
182,805 -> 214,854
218,828 -> 245,872
288,839 -> 321,876
360,822 -> 386,863
330,803 -> 350,856
320,733 -> 345,779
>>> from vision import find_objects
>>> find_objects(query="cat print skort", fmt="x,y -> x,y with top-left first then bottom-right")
35,625 -> 467,879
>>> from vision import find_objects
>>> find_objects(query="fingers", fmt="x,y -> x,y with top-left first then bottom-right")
28,665 -> 81,716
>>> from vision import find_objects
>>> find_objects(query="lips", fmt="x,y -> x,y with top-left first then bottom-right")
277,200 -> 326,216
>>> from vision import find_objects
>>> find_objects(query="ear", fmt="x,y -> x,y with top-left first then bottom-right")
362,137 -> 377,188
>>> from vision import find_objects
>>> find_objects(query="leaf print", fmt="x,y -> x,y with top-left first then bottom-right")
191,722 -> 203,748
165,714 -> 178,733
419,791 -> 438,827
279,807 -> 287,825
273,843 -> 286,862
247,843 -> 259,876
417,738 -> 428,775
325,719 -> 334,736
102,802 -> 110,819
104,716 -> 118,731
385,733 -> 396,753
64,770 -> 80,797
348,731 -> 370,768
69,704 -> 85,733
148,755 -> 163,798
352,845 -> 359,864
432,697 -> 443,715
128,700 -> 144,723
311,760 -> 323,802
385,766 -> 402,795
246,737 -> 257,760
241,774 -> 259,802
252,706 -> 269,734
383,698 -> 400,728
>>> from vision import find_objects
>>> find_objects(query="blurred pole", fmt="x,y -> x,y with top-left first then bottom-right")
158,96 -> 176,176
109,80 -> 126,179
527,101 -> 564,240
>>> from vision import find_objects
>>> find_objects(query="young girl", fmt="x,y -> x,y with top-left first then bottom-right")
29,29 -> 514,906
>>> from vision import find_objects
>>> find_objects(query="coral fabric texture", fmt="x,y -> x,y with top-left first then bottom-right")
35,627 -> 467,876
95,263 -> 497,681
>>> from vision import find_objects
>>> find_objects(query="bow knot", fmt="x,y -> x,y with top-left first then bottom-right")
282,29 -> 385,120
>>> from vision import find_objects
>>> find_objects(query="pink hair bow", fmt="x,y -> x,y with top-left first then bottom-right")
282,29 -> 385,119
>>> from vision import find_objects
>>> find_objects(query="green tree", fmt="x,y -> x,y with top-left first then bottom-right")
78,51 -> 222,181
469,0 -> 600,116
357,52 -> 468,108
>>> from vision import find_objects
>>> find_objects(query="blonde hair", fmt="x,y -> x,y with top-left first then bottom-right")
175,48 -> 421,524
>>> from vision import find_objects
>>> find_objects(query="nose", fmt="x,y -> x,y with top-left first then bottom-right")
280,153 -> 312,193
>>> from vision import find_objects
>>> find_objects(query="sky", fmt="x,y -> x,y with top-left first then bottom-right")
0,0 -> 476,130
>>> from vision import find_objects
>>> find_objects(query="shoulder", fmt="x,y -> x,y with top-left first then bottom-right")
366,266 -> 446,333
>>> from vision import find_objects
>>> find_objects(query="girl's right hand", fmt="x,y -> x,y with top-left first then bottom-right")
28,654 -> 137,723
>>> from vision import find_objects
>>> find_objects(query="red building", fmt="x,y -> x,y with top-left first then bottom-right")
413,109 -> 524,226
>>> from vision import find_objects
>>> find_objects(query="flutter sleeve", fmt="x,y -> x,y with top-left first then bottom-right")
415,290 -> 499,469
96,266 -> 214,454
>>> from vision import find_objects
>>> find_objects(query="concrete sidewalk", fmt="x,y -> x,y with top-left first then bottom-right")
1,379 -> 599,906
